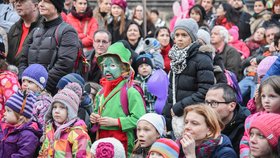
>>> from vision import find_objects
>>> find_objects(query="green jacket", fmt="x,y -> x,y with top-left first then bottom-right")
94,79 -> 146,155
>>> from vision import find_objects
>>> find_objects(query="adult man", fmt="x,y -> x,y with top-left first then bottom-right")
230,0 -> 251,40
205,83 -> 250,155
211,25 -> 242,80
87,29 -> 111,83
0,0 -> 20,32
7,0 -> 44,66
18,0 -> 79,95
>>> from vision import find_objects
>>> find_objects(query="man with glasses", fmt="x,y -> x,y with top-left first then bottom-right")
7,0 -> 43,66
205,83 -> 250,155
87,29 -> 112,83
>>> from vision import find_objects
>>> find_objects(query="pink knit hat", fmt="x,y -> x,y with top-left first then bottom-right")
112,0 -> 127,11
257,56 -> 278,78
45,82 -> 82,122
250,113 -> 280,149
228,26 -> 239,42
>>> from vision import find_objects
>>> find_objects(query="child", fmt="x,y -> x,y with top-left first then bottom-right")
21,64 -> 52,128
0,45 -> 20,118
249,113 -> 280,158
131,113 -> 166,158
90,42 -> 146,157
90,137 -> 126,158
228,26 -> 250,59
39,82 -> 92,157
240,76 -> 280,158
147,138 -> 179,158
135,52 -> 157,112
0,90 -> 42,157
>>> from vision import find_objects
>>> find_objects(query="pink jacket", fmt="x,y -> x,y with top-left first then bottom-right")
229,40 -> 251,59
0,71 -> 20,118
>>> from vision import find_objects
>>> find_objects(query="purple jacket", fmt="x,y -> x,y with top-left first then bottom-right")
0,120 -> 42,158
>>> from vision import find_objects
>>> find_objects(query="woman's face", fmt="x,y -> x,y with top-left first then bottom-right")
253,27 -> 265,41
274,4 -> 280,14
190,9 -> 201,23
201,0 -> 213,12
99,0 -> 111,13
134,5 -> 143,20
261,84 -> 280,113
184,111 -> 210,146
74,0 -> 87,14
111,4 -> 122,17
157,28 -> 170,47
254,1 -> 265,14
137,120 -> 160,147
249,128 -> 273,157
216,4 -> 226,17
174,29 -> 192,49
126,24 -> 141,41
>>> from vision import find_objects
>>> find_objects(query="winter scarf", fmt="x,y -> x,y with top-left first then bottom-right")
195,135 -> 222,158
54,118 -> 77,140
169,44 -> 192,74
100,76 -> 124,97
71,7 -> 93,20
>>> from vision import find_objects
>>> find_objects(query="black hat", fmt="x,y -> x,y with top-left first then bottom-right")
135,52 -> 153,69
50,0 -> 65,13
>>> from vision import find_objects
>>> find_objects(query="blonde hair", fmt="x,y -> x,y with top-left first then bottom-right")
184,104 -> 224,139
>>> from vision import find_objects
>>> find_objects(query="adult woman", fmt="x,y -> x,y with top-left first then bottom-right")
107,0 -> 129,43
93,0 -> 111,29
199,0 -> 216,28
215,2 -> 239,30
180,104 -> 237,158
124,21 -> 143,54
66,0 -> 98,51
162,18 -> 214,133
132,4 -> 156,37
155,26 -> 173,73
189,4 -> 210,32
250,0 -> 271,34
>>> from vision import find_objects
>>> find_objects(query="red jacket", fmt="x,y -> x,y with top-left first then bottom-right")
66,9 -> 98,51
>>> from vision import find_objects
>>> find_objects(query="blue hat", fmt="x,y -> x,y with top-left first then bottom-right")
5,91 -> 37,119
56,73 -> 85,90
22,64 -> 48,90
135,52 -> 154,69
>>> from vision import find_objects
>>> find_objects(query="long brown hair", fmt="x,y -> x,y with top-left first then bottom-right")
113,9 -> 126,35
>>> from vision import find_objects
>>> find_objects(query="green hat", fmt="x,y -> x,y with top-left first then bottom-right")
97,42 -> 131,67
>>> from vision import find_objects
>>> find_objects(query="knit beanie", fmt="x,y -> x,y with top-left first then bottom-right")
173,18 -> 198,42
50,0 -> 65,13
22,64 -> 48,90
135,52 -> 154,70
148,138 -> 179,158
143,38 -> 161,54
250,113 -> 280,149
5,90 -> 37,119
137,113 -> 166,136
197,29 -> 211,45
112,0 -> 127,12
257,56 -> 278,78
228,26 -> 239,42
48,82 -> 82,122
56,73 -> 85,90
91,137 -> 126,158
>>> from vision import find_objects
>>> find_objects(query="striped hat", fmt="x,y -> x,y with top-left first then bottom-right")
148,138 -> 179,158
5,90 -> 37,119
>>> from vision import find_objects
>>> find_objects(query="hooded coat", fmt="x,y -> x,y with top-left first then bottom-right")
0,121 -> 42,157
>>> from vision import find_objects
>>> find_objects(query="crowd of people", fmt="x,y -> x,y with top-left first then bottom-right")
0,0 -> 280,157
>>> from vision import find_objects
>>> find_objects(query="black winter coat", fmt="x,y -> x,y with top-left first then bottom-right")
162,42 -> 215,131
222,104 -> 250,155
236,11 -> 251,40
18,17 -> 79,95
7,15 -> 44,66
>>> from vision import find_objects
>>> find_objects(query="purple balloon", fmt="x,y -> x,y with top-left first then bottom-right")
147,69 -> 169,114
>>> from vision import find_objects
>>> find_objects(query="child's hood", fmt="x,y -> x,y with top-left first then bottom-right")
71,119 -> 88,131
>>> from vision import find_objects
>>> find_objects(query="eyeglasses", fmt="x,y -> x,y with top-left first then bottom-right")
94,40 -> 109,45
205,100 -> 232,108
